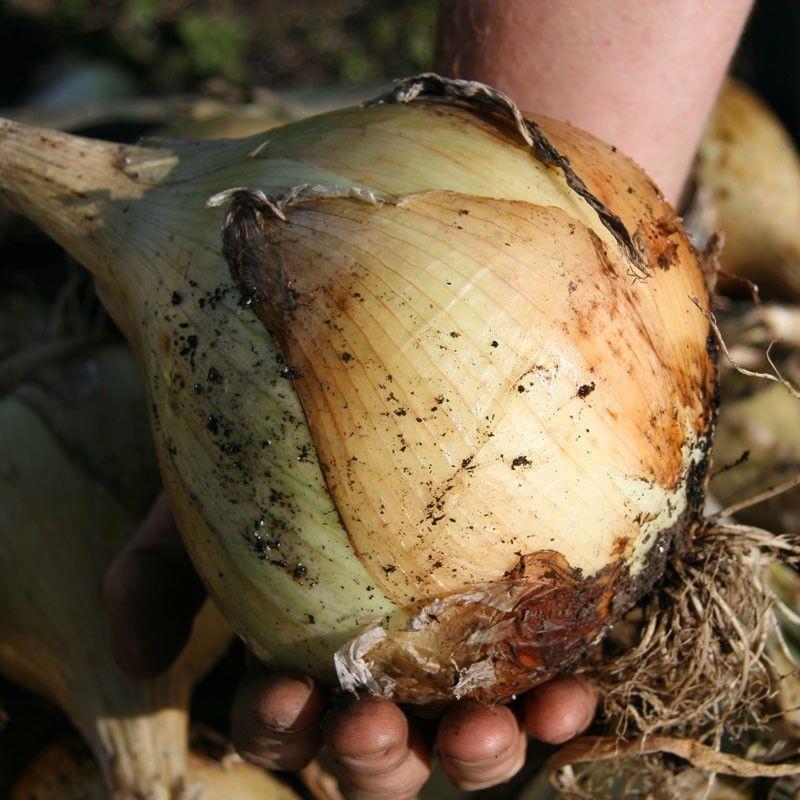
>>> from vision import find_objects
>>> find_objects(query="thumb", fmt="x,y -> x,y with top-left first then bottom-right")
103,491 -> 206,678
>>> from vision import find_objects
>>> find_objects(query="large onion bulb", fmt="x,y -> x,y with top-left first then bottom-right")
0,75 -> 716,704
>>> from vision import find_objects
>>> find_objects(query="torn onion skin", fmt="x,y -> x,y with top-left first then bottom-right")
0,75 -> 716,704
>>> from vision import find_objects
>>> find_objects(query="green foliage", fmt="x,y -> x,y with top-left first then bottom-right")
4,0 -> 438,93
176,10 -> 247,82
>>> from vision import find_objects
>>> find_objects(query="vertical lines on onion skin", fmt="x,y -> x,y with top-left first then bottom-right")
233,188 -> 711,606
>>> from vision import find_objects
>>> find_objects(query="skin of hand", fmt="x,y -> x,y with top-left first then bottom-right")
103,493 -> 598,798
103,5 -> 754,795
437,0 -> 754,206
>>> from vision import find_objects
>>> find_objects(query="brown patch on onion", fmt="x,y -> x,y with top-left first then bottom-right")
334,550 -> 622,705
334,504 -> 694,706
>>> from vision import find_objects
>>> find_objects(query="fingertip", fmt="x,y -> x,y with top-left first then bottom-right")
523,676 -> 597,744
324,697 -> 430,799
437,701 -> 525,790
324,694 -> 408,761
234,668 -> 325,736
437,700 -> 520,763
232,668 -> 325,771
103,493 -> 205,678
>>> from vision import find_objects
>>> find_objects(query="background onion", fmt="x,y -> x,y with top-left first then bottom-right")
694,79 -> 800,299
10,739 -> 299,800
0,76 -> 715,704
0,335 -> 237,799
712,382 -> 800,532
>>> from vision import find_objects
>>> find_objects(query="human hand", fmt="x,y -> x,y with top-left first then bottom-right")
103,492 -> 597,798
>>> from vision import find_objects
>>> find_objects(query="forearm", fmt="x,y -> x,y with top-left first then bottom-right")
437,0 -> 753,204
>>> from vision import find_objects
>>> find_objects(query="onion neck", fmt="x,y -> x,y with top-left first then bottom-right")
90,703 -> 189,800
0,118 -> 162,340
49,632 -> 197,800
77,605 -> 232,799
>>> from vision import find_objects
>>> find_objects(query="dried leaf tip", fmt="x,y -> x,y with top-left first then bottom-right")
207,183 -> 392,218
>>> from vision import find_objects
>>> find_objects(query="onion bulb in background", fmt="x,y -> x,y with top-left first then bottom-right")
10,739 -> 299,800
711,300 -> 800,533
155,86 -> 382,141
155,97 -> 295,141
0,73 -> 719,706
0,336 -> 238,799
694,79 -> 800,299
711,382 -> 800,532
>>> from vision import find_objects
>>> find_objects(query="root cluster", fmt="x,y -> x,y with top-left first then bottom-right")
552,520 -> 800,798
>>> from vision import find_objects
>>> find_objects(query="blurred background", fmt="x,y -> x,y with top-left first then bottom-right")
0,0 -> 434,101
2,1 -> 800,797
0,0 -> 797,133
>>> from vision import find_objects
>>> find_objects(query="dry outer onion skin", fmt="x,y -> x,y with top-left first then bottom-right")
0,343 -> 233,800
10,740 -> 300,800
0,74 -> 715,703
695,78 -> 800,298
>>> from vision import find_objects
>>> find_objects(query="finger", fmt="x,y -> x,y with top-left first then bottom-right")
102,491 -> 205,678
232,665 -> 326,771
523,676 -> 598,744
324,695 -> 430,800
437,700 -> 526,791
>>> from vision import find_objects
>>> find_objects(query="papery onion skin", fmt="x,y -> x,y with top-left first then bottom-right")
0,76 -> 716,703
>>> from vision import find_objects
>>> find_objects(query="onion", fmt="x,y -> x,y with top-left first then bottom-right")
712,382 -> 800,532
694,79 -> 800,299
0,337 -> 234,799
10,739 -> 299,800
710,299 -> 800,536
0,74 -> 718,704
